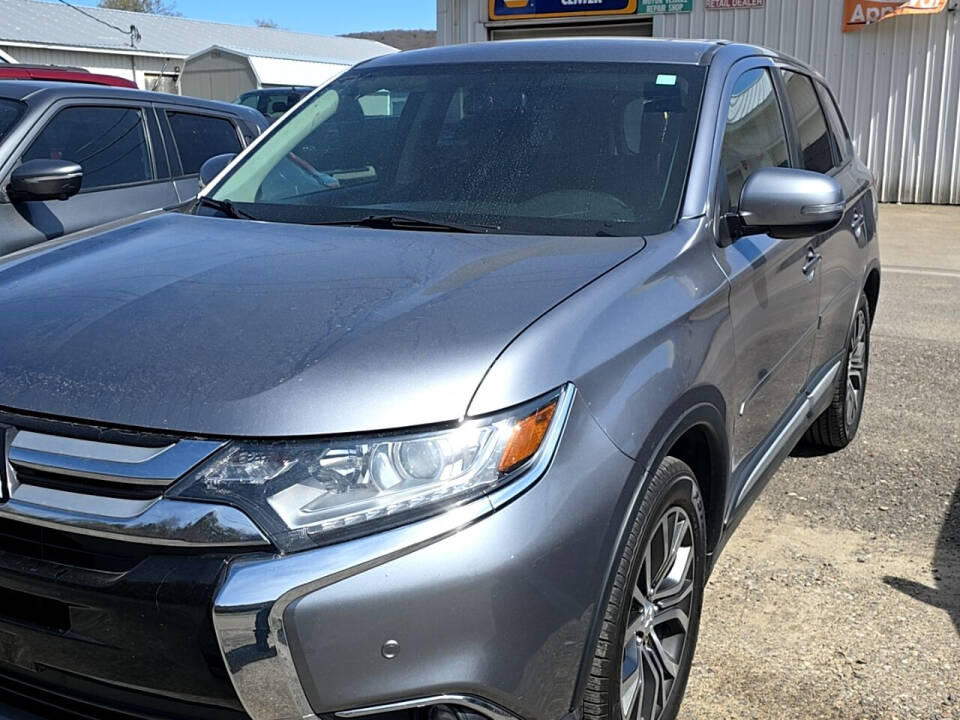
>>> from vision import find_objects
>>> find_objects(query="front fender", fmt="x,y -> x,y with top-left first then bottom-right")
468,219 -> 736,463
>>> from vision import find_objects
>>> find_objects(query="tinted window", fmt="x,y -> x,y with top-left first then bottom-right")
23,106 -> 151,190
816,81 -> 851,165
782,71 -> 836,173
167,112 -> 242,175
210,63 -> 707,237
720,68 -> 789,208
0,98 -> 24,142
262,93 -> 303,119
237,93 -> 260,110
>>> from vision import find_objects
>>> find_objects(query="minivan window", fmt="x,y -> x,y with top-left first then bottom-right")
781,71 -> 836,174
816,80 -> 852,165
167,112 -> 242,175
0,98 -> 23,142
720,68 -> 789,208
209,63 -> 707,237
23,106 -> 151,190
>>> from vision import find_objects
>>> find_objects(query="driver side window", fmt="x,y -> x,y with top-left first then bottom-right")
719,68 -> 790,210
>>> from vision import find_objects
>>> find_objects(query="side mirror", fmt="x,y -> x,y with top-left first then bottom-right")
199,153 -> 237,189
9,159 -> 83,201
736,167 -> 844,240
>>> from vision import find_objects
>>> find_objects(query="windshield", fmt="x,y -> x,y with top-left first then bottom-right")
0,98 -> 24,143
208,62 -> 705,236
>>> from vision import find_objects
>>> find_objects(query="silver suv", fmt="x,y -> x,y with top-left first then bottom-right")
0,39 -> 878,720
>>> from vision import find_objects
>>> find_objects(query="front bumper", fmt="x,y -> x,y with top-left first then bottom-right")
0,393 -> 635,720
0,525 -> 250,718
212,393 -> 636,720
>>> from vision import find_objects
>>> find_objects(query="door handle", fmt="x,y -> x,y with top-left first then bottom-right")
802,249 -> 822,279
851,208 -> 866,240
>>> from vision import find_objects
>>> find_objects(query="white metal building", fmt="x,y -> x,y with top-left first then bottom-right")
437,0 -> 960,204
179,47 -> 359,102
0,0 -> 395,96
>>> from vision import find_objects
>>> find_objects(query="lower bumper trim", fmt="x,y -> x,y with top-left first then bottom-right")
335,695 -> 520,720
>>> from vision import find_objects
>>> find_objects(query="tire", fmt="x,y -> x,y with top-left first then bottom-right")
804,292 -> 871,450
583,457 -> 707,720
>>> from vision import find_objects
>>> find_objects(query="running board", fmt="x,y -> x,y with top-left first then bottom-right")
736,360 -> 841,506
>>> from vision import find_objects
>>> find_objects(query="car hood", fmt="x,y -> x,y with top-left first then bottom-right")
0,214 -> 643,436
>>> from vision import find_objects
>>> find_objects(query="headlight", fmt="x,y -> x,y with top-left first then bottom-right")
170,386 -> 572,552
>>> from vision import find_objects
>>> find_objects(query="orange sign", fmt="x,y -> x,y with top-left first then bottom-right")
843,0 -> 949,32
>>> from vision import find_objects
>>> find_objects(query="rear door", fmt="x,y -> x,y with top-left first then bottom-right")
3,102 -> 177,246
713,62 -> 822,467
159,109 -> 244,201
780,72 -> 873,375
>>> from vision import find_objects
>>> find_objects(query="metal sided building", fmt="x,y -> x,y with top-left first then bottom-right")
0,0 -> 394,98
437,0 -> 960,204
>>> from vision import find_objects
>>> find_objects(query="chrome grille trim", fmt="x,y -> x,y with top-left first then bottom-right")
0,427 -> 268,548
9,431 -> 224,486
10,483 -> 157,518
0,489 -> 270,547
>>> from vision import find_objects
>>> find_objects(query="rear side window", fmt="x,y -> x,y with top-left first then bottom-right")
0,98 -> 24,142
166,112 -> 242,175
23,106 -> 152,190
816,81 -> 852,165
781,71 -> 836,174
720,68 -> 790,208
261,93 -> 303,119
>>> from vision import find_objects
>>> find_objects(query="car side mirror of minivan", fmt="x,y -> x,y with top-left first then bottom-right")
735,167 -> 844,240
9,159 -> 83,201
199,153 -> 237,189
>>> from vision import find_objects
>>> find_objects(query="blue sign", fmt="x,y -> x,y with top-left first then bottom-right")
490,0 -> 639,20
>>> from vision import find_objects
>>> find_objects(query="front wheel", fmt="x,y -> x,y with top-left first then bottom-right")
583,457 -> 706,720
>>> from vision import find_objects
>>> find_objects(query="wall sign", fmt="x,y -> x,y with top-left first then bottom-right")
843,0 -> 949,31
705,0 -> 765,8
490,0 -> 639,20
638,1 -> 694,12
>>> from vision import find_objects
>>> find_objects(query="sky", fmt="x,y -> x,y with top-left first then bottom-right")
70,0 -> 437,35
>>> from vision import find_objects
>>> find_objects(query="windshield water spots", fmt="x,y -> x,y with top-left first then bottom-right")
209,62 -> 706,237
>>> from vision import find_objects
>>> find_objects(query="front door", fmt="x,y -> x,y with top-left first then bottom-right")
713,65 -> 821,466
2,104 -> 178,255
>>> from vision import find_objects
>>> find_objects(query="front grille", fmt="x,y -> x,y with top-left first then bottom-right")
0,664 -> 251,720
10,464 -> 166,500
0,585 -> 70,633
0,517 -> 154,573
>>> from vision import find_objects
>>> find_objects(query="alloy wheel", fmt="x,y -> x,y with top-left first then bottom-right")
620,506 -> 696,720
845,308 -> 868,428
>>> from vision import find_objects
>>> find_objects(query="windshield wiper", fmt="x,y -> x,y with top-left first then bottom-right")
317,214 -> 499,234
196,196 -> 260,221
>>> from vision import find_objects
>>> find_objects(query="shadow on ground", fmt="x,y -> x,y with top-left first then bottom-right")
884,477 -> 960,637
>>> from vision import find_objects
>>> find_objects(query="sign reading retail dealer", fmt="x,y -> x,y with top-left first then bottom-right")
843,0 -> 949,31
705,0 -> 764,8
638,1 -> 694,12
490,0 -> 638,20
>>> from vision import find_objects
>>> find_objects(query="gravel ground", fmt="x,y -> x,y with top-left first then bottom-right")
679,204 -> 960,720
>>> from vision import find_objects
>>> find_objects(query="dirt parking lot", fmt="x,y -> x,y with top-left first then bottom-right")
680,204 -> 960,720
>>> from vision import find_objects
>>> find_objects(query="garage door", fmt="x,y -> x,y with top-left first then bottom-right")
489,18 -> 653,40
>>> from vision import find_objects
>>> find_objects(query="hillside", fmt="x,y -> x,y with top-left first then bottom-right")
344,29 -> 437,51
